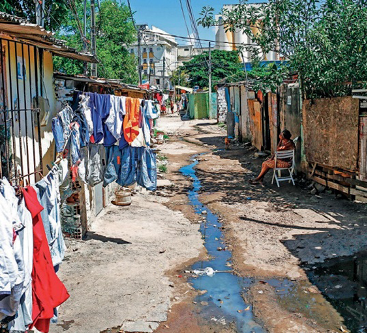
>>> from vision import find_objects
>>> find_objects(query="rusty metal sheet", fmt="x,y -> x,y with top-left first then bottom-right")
303,96 -> 359,172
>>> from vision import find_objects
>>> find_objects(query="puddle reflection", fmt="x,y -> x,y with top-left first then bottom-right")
304,252 -> 367,332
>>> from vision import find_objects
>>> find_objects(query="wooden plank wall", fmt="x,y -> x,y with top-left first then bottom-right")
303,96 -> 359,172
248,99 -> 263,150
268,93 -> 279,154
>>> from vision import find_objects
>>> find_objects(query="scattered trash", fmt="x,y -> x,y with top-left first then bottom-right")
217,247 -> 224,251
200,301 -> 208,306
164,324 -> 170,329
193,267 -> 215,277
210,317 -> 226,325
245,305 -> 250,311
246,197 -> 252,200
258,290 -> 264,294
159,249 -> 166,254
202,210 -> 207,215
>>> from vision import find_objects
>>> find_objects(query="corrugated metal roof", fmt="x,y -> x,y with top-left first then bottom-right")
0,12 -> 97,63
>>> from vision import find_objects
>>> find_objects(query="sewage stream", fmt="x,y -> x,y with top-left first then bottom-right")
180,154 -> 367,333
180,156 -> 265,332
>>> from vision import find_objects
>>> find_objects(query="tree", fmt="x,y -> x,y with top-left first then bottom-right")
53,0 -> 138,83
199,0 -> 367,99
0,0 -> 69,31
180,50 -> 245,89
170,69 -> 189,86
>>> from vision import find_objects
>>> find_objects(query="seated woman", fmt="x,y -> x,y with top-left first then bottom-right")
249,129 -> 295,184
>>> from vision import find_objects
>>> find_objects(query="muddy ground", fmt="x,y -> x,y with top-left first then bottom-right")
155,115 -> 367,333
53,114 -> 367,333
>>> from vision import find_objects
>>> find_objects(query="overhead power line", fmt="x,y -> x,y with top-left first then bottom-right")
126,0 -> 137,31
178,0 -> 192,43
143,30 -> 257,46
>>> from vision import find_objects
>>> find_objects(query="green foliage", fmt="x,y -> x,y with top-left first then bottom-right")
247,59 -> 288,93
157,155 -> 168,161
180,50 -> 245,89
53,0 -> 138,83
158,164 -> 167,173
0,0 -> 69,31
171,69 -> 190,86
199,0 -> 367,99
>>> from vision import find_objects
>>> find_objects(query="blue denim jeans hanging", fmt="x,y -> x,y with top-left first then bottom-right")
137,147 -> 157,191
52,117 -> 64,153
70,122 -> 81,166
103,146 -> 122,187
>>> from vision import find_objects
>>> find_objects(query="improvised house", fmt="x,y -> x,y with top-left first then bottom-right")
220,74 -> 367,201
0,12 -> 96,184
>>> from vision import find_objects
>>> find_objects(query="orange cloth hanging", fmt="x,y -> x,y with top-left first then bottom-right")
123,97 -> 140,143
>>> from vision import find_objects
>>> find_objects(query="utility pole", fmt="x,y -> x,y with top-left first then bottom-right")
162,56 -> 165,90
208,41 -> 212,118
83,0 -> 87,51
90,0 -> 97,77
83,0 -> 87,74
137,28 -> 142,85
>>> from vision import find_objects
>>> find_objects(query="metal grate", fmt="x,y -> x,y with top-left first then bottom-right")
0,39 -> 43,184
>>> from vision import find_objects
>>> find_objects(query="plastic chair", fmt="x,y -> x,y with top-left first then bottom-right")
271,150 -> 295,187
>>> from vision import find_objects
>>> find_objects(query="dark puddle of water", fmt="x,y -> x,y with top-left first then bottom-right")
304,252 -> 367,333
180,156 -> 265,332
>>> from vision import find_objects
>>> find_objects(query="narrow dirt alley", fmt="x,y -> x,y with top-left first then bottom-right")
54,113 -> 367,333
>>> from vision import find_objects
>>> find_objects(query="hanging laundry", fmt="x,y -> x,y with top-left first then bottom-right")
103,146 -> 122,187
80,95 -> 93,139
7,197 -> 34,332
51,105 -> 73,153
0,179 -> 25,322
123,97 -> 140,144
69,122 -> 81,167
117,146 -> 157,191
73,107 -> 89,148
105,95 -> 126,141
22,186 -> 69,333
131,100 -> 147,148
87,92 -> 117,146
88,143 -> 106,186
34,169 -> 66,268
136,147 -> 157,191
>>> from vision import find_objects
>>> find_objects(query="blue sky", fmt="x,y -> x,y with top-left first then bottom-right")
130,0 -> 263,47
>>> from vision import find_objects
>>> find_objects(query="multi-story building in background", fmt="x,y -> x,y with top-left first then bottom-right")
177,45 -> 210,67
215,4 -> 279,63
130,25 -> 178,90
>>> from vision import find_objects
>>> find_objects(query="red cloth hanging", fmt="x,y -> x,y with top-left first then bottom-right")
22,186 -> 69,333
